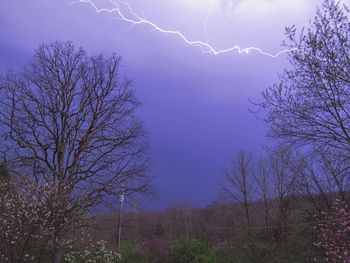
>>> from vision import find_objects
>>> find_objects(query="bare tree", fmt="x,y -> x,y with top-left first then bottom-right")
295,147 -> 350,213
0,41 -> 150,262
221,150 -> 254,230
295,154 -> 332,212
318,150 -> 350,200
259,0 -> 350,153
254,157 -> 272,237
266,146 -> 299,252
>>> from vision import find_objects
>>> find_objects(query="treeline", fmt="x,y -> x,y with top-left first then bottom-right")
90,146 -> 350,263
1,146 -> 349,262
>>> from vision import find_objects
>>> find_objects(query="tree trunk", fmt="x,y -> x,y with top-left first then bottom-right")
52,236 -> 62,263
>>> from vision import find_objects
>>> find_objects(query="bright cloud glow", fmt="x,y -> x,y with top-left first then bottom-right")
76,0 -> 303,58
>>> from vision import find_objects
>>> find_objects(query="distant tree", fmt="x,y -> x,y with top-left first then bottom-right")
267,146 -> 298,243
193,206 -> 218,248
220,151 -> 260,260
259,0 -> 350,154
295,154 -> 332,212
254,157 -> 272,238
221,150 -> 254,230
0,41 -> 150,263
296,148 -> 350,209
317,150 -> 350,201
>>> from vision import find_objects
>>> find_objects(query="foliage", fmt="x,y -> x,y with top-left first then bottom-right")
174,239 -> 219,263
120,241 -> 150,263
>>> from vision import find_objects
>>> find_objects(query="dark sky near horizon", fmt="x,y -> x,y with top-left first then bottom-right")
0,0 -> 320,210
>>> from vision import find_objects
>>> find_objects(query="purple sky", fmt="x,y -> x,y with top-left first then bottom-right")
0,0 -> 319,210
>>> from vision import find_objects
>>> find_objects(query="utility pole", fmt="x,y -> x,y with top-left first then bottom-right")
117,186 -> 125,255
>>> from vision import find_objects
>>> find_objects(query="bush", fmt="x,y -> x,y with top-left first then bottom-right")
174,239 -> 219,263
64,240 -> 121,263
120,241 -> 150,263
313,200 -> 350,263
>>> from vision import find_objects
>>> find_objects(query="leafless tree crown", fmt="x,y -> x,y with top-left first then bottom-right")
259,0 -> 350,152
0,41 -> 150,211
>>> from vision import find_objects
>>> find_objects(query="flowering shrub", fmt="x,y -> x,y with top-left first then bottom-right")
64,240 -> 121,263
0,180 -> 56,262
313,200 -> 350,263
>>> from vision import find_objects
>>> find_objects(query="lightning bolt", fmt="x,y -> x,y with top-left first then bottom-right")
75,0 -> 296,58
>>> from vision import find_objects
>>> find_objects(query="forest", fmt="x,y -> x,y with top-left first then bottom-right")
1,0 -> 350,262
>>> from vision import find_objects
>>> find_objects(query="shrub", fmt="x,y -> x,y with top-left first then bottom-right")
174,239 -> 219,263
313,200 -> 350,263
64,240 -> 121,263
